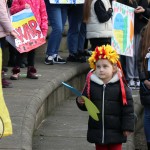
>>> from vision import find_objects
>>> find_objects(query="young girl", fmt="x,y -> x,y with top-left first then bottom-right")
76,45 -> 134,150
138,20 -> 150,150
10,0 -> 48,80
83,0 -> 113,51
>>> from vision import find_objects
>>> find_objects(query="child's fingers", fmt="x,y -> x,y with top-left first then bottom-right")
77,97 -> 85,104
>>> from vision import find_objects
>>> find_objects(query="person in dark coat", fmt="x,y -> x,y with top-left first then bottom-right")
138,20 -> 150,150
76,45 -> 134,150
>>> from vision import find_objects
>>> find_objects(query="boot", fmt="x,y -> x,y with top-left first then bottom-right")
2,78 -> 13,88
147,142 -> 150,150
27,66 -> 38,79
2,71 -> 13,88
10,67 -> 20,80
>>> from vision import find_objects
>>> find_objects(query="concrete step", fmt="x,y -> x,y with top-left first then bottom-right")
33,96 -> 95,150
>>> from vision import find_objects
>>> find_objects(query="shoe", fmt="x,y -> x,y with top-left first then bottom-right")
135,80 -> 140,90
2,67 -> 8,72
128,79 -> 135,87
27,66 -> 38,79
53,55 -> 66,64
67,53 -> 86,63
45,56 -> 53,65
2,78 -> 13,88
78,50 -> 91,57
10,67 -> 20,80
20,63 -> 26,68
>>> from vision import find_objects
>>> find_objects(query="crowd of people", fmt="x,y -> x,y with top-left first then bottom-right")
0,0 -> 150,149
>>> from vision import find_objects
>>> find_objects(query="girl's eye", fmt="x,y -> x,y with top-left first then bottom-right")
103,65 -> 108,68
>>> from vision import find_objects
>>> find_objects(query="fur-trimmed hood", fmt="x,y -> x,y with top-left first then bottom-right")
90,70 -> 120,85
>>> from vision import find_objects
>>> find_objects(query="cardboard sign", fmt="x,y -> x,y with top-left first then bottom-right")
6,8 -> 46,53
112,1 -> 134,57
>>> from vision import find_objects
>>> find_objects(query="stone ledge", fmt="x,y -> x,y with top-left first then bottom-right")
20,63 -> 89,150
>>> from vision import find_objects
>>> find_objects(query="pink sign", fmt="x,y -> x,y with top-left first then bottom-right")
6,9 -> 46,53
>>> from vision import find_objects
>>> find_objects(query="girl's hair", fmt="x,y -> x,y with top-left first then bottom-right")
141,20 -> 150,74
83,0 -> 93,23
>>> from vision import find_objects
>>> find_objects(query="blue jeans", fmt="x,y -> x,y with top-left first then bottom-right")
44,1 -> 68,56
67,4 -> 86,55
144,105 -> 150,142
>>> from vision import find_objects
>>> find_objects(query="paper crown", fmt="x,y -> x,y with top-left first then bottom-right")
88,45 -> 119,69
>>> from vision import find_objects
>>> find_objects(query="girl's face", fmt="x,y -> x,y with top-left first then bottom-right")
95,59 -> 117,84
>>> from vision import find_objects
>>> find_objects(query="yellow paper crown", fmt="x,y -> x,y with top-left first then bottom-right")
88,45 -> 119,69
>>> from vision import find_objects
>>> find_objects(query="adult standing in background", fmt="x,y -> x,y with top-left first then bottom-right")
83,0 -> 113,50
138,20 -> 150,150
0,0 -> 17,88
0,0 -> 17,136
124,0 -> 150,88
0,0 -> 16,40
44,0 -> 68,65
67,0 -> 87,63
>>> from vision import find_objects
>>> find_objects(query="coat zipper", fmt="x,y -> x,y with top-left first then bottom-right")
102,84 -> 106,143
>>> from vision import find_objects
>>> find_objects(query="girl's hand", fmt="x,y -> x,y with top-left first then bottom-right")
144,80 -> 150,89
10,30 -> 18,39
25,4 -> 30,9
135,6 -> 145,13
77,97 -> 85,105
123,131 -> 132,137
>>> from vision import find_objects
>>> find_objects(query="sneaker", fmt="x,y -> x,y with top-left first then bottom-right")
53,55 -> 66,64
135,80 -> 140,89
45,56 -> 53,65
128,79 -> 135,87
67,53 -> 86,63
78,50 -> 91,57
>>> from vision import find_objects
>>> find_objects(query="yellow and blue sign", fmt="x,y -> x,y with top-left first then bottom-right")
112,1 -> 134,57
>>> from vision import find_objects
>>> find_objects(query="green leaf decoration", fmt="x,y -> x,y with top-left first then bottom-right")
82,96 -> 100,121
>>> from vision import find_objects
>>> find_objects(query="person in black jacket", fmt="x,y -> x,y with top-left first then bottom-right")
138,20 -> 150,150
122,0 -> 150,88
76,45 -> 134,150
83,0 -> 113,51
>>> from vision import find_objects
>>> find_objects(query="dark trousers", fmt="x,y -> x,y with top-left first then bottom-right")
90,38 -> 111,51
15,50 -> 35,67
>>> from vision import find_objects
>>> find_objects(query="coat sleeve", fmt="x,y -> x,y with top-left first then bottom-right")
0,1 -> 13,33
121,85 -> 134,132
94,0 -> 112,23
39,0 -> 48,37
76,83 -> 88,111
142,3 -> 150,19
10,0 -> 25,15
